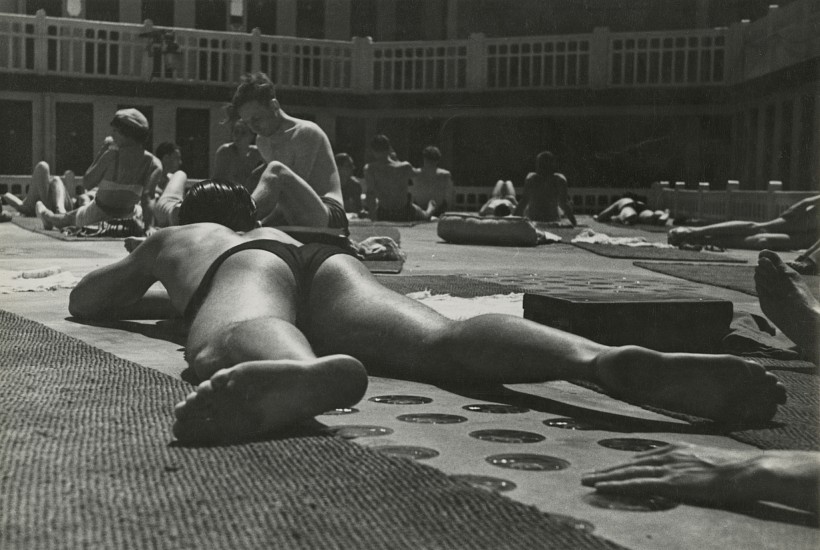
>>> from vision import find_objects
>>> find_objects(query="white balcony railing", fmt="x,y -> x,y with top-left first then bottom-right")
1,1 -> 817,94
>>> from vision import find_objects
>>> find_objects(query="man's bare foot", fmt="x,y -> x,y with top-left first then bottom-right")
124,236 -> 147,253
755,249 -> 820,362
35,201 -> 54,230
593,346 -> 786,424
173,355 -> 367,444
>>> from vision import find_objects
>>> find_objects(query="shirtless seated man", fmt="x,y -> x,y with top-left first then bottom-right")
68,180 -> 786,445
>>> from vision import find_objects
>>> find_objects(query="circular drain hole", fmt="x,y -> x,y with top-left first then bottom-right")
321,407 -> 359,415
549,514 -> 596,533
462,404 -> 529,414
369,395 -> 432,405
452,474 -> 517,493
486,454 -> 570,471
376,446 -> 439,461
543,417 -> 601,430
582,492 -> 678,512
330,425 -> 393,439
397,413 -> 468,424
470,429 -> 545,443
597,438 -> 669,452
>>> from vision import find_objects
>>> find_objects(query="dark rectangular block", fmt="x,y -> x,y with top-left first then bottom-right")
523,292 -> 734,353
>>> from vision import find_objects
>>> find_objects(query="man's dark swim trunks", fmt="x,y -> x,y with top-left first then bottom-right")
184,239 -> 354,328
323,196 -> 349,234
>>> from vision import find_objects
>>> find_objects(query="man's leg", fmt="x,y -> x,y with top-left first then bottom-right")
253,161 -> 330,227
4,161 -> 53,216
668,220 -> 766,246
306,255 -> 786,424
172,252 -> 367,443
35,201 -> 78,229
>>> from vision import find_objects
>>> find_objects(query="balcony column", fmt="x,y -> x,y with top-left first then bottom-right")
325,0 -> 351,41
446,0 -> 459,39
42,95 -> 55,168
466,33 -> 486,90
33,9 -> 47,75
767,180 -> 783,220
276,0 -> 297,37
789,93 -> 802,188
352,36 -> 374,92
376,0 -> 397,41
250,28 -> 262,73
724,22 -> 745,84
772,99 -> 784,183
755,103 -> 767,189
812,91 -> 820,190
152,105 -> 178,149
726,179 -> 739,219
588,27 -> 609,88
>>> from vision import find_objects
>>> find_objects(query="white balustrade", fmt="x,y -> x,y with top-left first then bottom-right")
0,1 -> 814,94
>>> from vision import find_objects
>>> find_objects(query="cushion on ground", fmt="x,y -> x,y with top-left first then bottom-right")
437,213 -> 540,247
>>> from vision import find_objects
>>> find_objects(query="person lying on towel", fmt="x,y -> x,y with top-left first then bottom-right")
69,180 -> 786,444
668,195 -> 820,251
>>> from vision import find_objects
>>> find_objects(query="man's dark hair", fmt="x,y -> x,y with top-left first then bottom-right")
155,142 -> 180,160
226,72 -> 277,122
335,153 -> 354,168
179,179 -> 257,232
370,134 -> 392,153
535,151 -> 557,174
422,146 -> 441,162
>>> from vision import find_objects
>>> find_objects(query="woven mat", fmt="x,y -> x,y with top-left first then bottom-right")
0,310 -> 625,550
635,262 -> 820,298
572,242 -> 747,263
11,215 -> 136,241
377,275 -> 523,297
572,358 -> 819,451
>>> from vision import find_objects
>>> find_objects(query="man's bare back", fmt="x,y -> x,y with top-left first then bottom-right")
365,158 -> 415,211
69,224 -> 302,321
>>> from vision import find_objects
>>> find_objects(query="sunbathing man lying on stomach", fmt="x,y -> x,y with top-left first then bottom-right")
68,180 -> 786,444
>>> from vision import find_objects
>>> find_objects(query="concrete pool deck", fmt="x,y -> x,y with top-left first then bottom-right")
1,213 -> 817,550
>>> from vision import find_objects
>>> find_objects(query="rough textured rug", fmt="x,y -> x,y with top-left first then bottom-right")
0,310 -> 625,550
634,262 -> 820,298
572,242 -> 747,262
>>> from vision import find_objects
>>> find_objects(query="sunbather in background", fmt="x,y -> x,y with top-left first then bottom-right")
515,150 -> 577,226
668,195 -> 819,250
69,180 -> 785,445
34,109 -> 163,232
478,179 -> 519,217
595,195 -> 670,226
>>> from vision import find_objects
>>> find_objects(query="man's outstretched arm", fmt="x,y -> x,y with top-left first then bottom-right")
69,235 -> 164,320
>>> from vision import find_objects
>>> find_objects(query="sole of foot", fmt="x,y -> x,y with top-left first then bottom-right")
172,355 -> 367,444
594,346 -> 786,426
